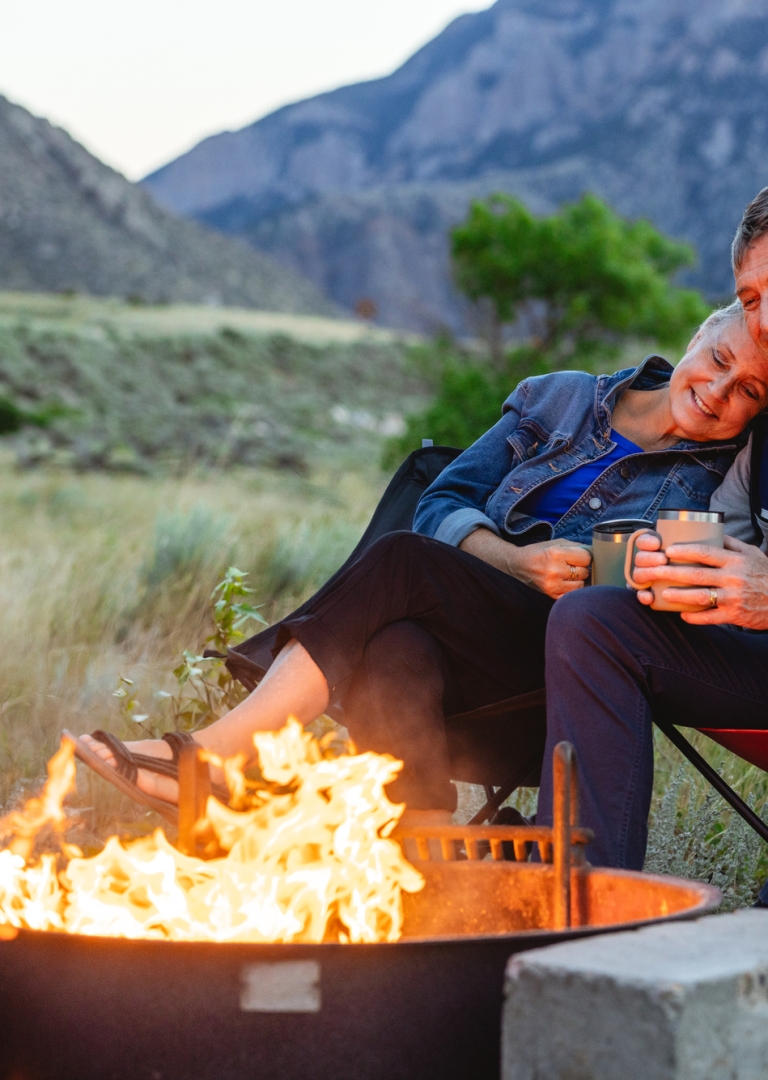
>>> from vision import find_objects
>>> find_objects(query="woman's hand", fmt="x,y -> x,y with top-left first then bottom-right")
505,538 -> 592,598
460,530 -> 592,599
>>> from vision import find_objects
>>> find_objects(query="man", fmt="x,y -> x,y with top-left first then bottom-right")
537,186 -> 768,871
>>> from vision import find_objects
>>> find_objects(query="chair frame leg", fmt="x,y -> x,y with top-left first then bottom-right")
468,751 -> 541,825
654,717 -> 768,845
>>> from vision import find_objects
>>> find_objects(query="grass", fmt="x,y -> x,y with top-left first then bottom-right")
0,454 -> 380,814
0,291 -> 413,346
645,728 -> 768,909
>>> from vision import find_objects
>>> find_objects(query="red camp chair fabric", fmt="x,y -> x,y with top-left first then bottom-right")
697,729 -> 768,773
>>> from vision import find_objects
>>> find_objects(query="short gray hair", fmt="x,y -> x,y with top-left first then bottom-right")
732,187 -> 768,273
696,299 -> 745,342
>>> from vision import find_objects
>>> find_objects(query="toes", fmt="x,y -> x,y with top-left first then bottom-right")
80,735 -> 117,768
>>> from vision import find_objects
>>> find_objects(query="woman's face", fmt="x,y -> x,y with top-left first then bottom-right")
668,319 -> 768,441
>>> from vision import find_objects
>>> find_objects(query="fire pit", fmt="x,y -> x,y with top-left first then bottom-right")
0,743 -> 718,1080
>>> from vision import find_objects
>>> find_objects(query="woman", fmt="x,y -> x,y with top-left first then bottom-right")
78,302 -> 768,825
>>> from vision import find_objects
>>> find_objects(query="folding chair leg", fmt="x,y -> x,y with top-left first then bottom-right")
654,717 -> 768,845
468,751 -> 541,826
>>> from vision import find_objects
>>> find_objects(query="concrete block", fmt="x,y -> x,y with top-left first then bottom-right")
503,910 -> 768,1080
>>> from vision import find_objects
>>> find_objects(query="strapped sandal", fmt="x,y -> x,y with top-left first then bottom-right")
63,729 -> 229,827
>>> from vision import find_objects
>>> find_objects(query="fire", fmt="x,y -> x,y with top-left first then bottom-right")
0,719 -> 424,943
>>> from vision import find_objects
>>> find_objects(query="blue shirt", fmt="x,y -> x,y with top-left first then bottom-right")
519,429 -> 644,525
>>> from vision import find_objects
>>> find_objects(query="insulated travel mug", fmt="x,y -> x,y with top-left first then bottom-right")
591,519 -> 654,587
624,509 -> 724,612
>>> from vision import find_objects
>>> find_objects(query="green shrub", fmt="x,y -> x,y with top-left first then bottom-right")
385,194 -> 710,461
140,505 -> 231,592
260,519 -> 362,598
644,763 -> 764,910
383,343 -> 549,463
0,321 -> 425,473
0,396 -> 24,434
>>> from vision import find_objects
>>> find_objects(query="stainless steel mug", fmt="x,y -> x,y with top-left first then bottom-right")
591,519 -> 654,587
624,509 -> 725,612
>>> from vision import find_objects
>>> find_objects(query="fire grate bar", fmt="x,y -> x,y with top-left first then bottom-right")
392,823 -> 592,850
391,743 -> 593,930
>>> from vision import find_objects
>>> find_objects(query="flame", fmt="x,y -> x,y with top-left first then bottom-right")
0,719 -> 424,943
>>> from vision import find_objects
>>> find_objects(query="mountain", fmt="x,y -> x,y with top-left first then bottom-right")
142,0 -> 768,334
0,95 -> 336,315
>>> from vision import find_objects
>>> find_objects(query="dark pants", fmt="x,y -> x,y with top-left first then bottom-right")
538,586 -> 768,869
276,531 -> 553,810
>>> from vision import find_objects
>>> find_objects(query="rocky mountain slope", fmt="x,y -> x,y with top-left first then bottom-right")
0,95 -> 335,314
143,0 -> 768,333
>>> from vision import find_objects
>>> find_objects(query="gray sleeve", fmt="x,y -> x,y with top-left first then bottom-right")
710,437 -> 766,547
433,508 -> 501,547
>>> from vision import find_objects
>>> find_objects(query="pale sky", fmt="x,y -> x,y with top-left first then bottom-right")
0,0 -> 492,180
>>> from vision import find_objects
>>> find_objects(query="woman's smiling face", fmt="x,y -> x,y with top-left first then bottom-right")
669,317 -> 768,442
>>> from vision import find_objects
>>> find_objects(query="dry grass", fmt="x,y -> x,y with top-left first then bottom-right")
0,291 -> 413,347
0,452 -> 380,810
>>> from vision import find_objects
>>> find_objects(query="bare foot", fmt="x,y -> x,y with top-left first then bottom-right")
79,734 -> 180,804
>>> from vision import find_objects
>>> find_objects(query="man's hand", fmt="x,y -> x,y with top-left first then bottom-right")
631,534 -> 768,627
631,531 -> 668,608
460,529 -> 592,599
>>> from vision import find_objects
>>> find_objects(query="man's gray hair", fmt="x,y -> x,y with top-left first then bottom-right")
732,187 -> 768,272
696,299 -> 745,341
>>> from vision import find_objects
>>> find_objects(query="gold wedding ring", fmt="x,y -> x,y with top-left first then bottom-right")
708,587 -> 718,609
568,564 -> 578,581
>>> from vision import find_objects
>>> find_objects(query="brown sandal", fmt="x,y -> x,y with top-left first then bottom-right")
64,729 -> 229,826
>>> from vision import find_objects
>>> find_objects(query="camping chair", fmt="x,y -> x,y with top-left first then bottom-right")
224,445 -> 768,842
221,443 -> 546,826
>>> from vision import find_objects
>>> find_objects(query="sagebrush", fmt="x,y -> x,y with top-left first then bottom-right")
0,314 -> 425,473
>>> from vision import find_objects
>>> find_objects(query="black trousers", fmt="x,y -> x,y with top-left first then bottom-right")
275,532 -> 553,810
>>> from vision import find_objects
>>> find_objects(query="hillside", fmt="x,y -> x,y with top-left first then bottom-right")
143,0 -> 768,332
0,96 -> 336,315
0,293 -> 422,474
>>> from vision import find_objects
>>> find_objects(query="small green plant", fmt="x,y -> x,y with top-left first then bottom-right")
118,567 -> 269,736
207,567 -> 268,654
112,675 -> 150,727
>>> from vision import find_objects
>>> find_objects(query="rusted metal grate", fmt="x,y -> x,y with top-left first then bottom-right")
392,742 -> 592,930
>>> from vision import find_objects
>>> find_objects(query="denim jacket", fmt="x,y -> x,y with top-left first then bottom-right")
414,356 -> 744,547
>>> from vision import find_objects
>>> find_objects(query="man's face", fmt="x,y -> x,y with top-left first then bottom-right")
736,233 -> 768,351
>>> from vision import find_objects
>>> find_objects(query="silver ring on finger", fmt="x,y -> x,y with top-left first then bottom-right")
568,564 -> 579,581
708,587 -> 718,609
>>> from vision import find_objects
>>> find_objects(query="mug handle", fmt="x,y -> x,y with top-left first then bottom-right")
624,528 -> 662,590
